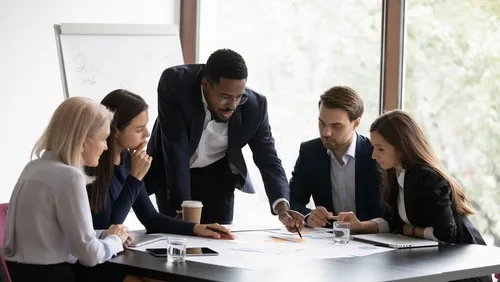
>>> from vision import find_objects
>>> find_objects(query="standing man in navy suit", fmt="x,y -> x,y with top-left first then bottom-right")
146,49 -> 303,230
290,86 -> 383,228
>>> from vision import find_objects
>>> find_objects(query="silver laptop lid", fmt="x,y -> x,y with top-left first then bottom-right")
352,233 -> 439,249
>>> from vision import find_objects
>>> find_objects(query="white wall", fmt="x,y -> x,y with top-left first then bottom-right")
0,0 -> 179,202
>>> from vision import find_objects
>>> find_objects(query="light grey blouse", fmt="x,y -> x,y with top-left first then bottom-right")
2,151 -> 123,266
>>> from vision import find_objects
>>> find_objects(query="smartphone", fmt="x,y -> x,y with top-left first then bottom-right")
186,247 -> 218,256
146,248 -> 168,257
146,247 -> 218,257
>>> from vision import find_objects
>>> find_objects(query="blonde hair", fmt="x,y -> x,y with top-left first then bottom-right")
32,97 -> 114,169
370,110 -> 475,215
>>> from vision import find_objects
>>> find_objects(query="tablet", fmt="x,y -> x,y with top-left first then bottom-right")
128,233 -> 167,247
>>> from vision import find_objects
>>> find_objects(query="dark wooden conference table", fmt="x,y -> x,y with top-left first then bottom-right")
108,243 -> 500,281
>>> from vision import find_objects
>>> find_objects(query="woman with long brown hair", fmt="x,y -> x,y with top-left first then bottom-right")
79,89 -> 233,281
338,110 -> 486,247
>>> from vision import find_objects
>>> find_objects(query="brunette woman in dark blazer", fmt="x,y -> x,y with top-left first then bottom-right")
338,110 -> 490,282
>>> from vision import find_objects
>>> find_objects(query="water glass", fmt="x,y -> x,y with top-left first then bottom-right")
333,221 -> 350,244
167,237 -> 187,262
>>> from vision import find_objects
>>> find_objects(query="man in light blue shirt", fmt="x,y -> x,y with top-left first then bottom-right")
290,86 -> 383,228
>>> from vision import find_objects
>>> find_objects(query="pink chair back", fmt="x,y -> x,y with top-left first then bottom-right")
0,203 -> 12,282
0,203 -> 8,246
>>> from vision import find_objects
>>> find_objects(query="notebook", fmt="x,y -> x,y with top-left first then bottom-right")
352,233 -> 439,249
127,231 -> 168,247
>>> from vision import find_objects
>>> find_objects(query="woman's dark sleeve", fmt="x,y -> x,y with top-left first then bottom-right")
108,175 -> 144,224
420,169 -> 457,243
132,188 -> 195,235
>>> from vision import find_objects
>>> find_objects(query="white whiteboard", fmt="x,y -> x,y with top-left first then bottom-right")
54,23 -> 184,132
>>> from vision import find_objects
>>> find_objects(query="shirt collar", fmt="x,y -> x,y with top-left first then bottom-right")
200,85 -> 208,108
327,132 -> 357,164
345,132 -> 357,159
397,170 -> 406,187
41,150 -> 57,160
200,84 -> 213,122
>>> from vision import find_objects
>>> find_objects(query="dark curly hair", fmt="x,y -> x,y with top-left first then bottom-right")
204,49 -> 248,83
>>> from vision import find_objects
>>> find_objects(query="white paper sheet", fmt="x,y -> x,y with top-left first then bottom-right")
127,230 -> 394,270
222,222 -> 282,232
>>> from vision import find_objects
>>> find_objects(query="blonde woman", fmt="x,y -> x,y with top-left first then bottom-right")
3,97 -> 130,282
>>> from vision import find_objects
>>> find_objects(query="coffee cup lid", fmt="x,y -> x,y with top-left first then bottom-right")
181,200 -> 203,208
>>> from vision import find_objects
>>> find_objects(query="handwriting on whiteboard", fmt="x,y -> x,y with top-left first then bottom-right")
72,54 -> 110,85
70,51 -> 172,87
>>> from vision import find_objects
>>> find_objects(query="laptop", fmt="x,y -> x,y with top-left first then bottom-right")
127,230 -> 168,247
352,233 -> 439,249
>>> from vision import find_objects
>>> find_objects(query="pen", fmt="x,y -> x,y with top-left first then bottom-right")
296,223 -> 303,239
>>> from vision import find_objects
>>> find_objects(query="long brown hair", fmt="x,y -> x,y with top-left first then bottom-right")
370,110 -> 474,215
85,89 -> 148,213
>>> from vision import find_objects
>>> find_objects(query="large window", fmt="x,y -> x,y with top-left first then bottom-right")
199,0 -> 382,223
404,0 -> 500,245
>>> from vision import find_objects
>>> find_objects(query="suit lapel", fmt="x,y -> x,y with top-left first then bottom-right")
189,84 -> 206,156
354,134 -> 369,218
227,110 -> 245,176
403,168 -> 417,223
317,145 -> 334,212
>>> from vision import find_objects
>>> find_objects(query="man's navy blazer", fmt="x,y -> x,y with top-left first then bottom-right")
290,134 -> 383,220
145,64 -> 289,216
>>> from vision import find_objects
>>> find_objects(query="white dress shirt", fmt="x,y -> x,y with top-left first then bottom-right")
327,133 -> 357,214
371,170 -> 437,240
3,151 -> 123,266
190,87 -> 228,168
189,88 -> 287,212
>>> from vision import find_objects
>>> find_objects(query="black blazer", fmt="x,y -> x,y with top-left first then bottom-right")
146,64 -> 289,216
290,134 -> 383,221
385,164 -> 486,245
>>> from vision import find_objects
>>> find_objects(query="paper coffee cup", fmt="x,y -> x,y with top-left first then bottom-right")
181,201 -> 203,224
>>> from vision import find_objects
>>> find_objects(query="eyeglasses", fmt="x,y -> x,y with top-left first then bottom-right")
218,93 -> 248,105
